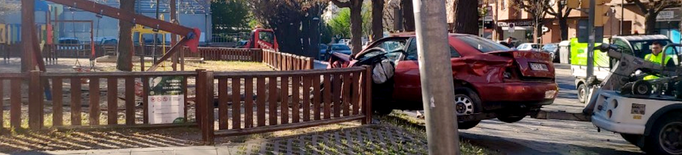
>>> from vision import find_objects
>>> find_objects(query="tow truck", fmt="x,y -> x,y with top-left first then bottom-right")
570,35 -> 673,103
537,43 -> 682,154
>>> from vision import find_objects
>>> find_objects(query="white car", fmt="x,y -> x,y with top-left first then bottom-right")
516,43 -> 541,51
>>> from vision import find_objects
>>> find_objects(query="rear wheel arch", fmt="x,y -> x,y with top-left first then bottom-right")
454,80 -> 480,96
644,104 -> 682,136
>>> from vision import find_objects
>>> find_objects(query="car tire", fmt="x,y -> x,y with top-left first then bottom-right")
454,87 -> 482,129
578,84 -> 587,103
645,112 -> 682,155
497,115 -> 526,123
458,120 -> 481,130
620,133 -> 642,145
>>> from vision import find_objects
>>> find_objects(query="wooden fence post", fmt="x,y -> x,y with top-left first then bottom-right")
362,67 -> 372,124
197,69 -> 215,144
28,71 -> 44,129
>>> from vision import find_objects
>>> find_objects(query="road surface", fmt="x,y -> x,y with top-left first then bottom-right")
399,63 -> 644,154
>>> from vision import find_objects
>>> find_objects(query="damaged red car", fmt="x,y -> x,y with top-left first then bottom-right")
328,33 -> 558,129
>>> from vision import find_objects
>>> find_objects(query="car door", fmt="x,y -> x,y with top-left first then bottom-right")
393,37 -> 463,103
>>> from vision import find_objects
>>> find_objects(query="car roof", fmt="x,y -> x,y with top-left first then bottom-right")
388,32 -> 473,37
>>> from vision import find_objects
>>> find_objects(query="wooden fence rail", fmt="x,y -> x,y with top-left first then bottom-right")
0,71 -> 198,130
196,67 -> 372,143
262,49 -> 313,71
0,67 -> 371,144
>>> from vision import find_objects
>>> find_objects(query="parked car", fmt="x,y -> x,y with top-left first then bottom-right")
541,43 -> 559,62
516,43 -> 541,51
327,33 -> 558,129
327,43 -> 352,55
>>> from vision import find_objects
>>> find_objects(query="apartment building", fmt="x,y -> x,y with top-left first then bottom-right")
489,0 -> 681,44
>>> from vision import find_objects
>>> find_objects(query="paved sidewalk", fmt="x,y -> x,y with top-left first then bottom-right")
11,124 -> 428,155
18,146 -> 229,155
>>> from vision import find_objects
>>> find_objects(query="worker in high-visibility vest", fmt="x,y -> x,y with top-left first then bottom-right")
643,41 -> 674,80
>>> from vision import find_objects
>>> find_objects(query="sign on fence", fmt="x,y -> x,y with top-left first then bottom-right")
0,24 -> 6,44
148,76 -> 185,124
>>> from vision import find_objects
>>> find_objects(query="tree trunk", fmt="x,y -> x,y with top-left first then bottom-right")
645,13 -> 658,34
453,0 -> 478,35
116,0 -> 135,71
350,3 -> 363,54
559,17 -> 568,40
371,0 -> 384,41
401,0 -> 415,31
302,16 -> 310,56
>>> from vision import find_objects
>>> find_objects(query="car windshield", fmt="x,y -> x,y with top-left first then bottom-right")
629,39 -> 673,57
542,44 -> 557,50
456,35 -> 511,53
332,45 -> 350,50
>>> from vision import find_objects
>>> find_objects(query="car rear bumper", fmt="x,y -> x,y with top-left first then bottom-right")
476,81 -> 558,110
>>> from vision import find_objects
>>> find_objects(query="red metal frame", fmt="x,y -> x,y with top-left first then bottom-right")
41,0 -> 202,71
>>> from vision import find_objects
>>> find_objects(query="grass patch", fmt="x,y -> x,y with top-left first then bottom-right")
377,112 -> 490,155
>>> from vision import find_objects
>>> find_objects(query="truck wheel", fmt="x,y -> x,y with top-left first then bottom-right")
578,84 -> 587,103
455,87 -> 482,129
645,113 -> 682,154
632,80 -> 653,96
620,133 -> 642,145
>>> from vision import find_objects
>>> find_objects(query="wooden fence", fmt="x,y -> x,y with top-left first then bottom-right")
262,49 -> 314,71
0,67 -> 371,144
0,71 -> 198,130
196,67 -> 372,143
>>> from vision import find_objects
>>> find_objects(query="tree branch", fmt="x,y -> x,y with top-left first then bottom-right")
330,0 -> 351,8
653,0 -> 681,14
563,8 -> 572,19
626,0 -> 649,14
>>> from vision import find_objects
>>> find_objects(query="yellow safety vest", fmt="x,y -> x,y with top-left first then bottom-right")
643,53 -> 672,80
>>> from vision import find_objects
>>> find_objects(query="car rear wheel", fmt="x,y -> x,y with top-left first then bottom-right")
455,88 -> 482,129
497,115 -> 526,123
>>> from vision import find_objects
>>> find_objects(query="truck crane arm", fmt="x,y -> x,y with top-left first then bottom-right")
46,0 -> 202,71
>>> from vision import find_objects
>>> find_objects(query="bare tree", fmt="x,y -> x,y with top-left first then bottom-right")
626,0 -> 681,34
371,0 -> 384,41
510,0 -> 551,43
330,0 -> 364,54
453,0 -> 479,35
117,0 -> 135,71
546,0 -> 572,40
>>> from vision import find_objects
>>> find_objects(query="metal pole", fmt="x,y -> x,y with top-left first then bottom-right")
494,0 -> 499,40
171,0 -> 177,71
587,0 -> 596,89
153,0 -> 160,63
411,0 -> 459,154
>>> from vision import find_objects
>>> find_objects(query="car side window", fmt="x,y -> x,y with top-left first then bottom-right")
405,38 -> 460,60
612,39 -> 632,55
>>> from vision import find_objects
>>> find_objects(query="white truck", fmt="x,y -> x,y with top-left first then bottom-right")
538,43 -> 682,154
572,35 -> 673,103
